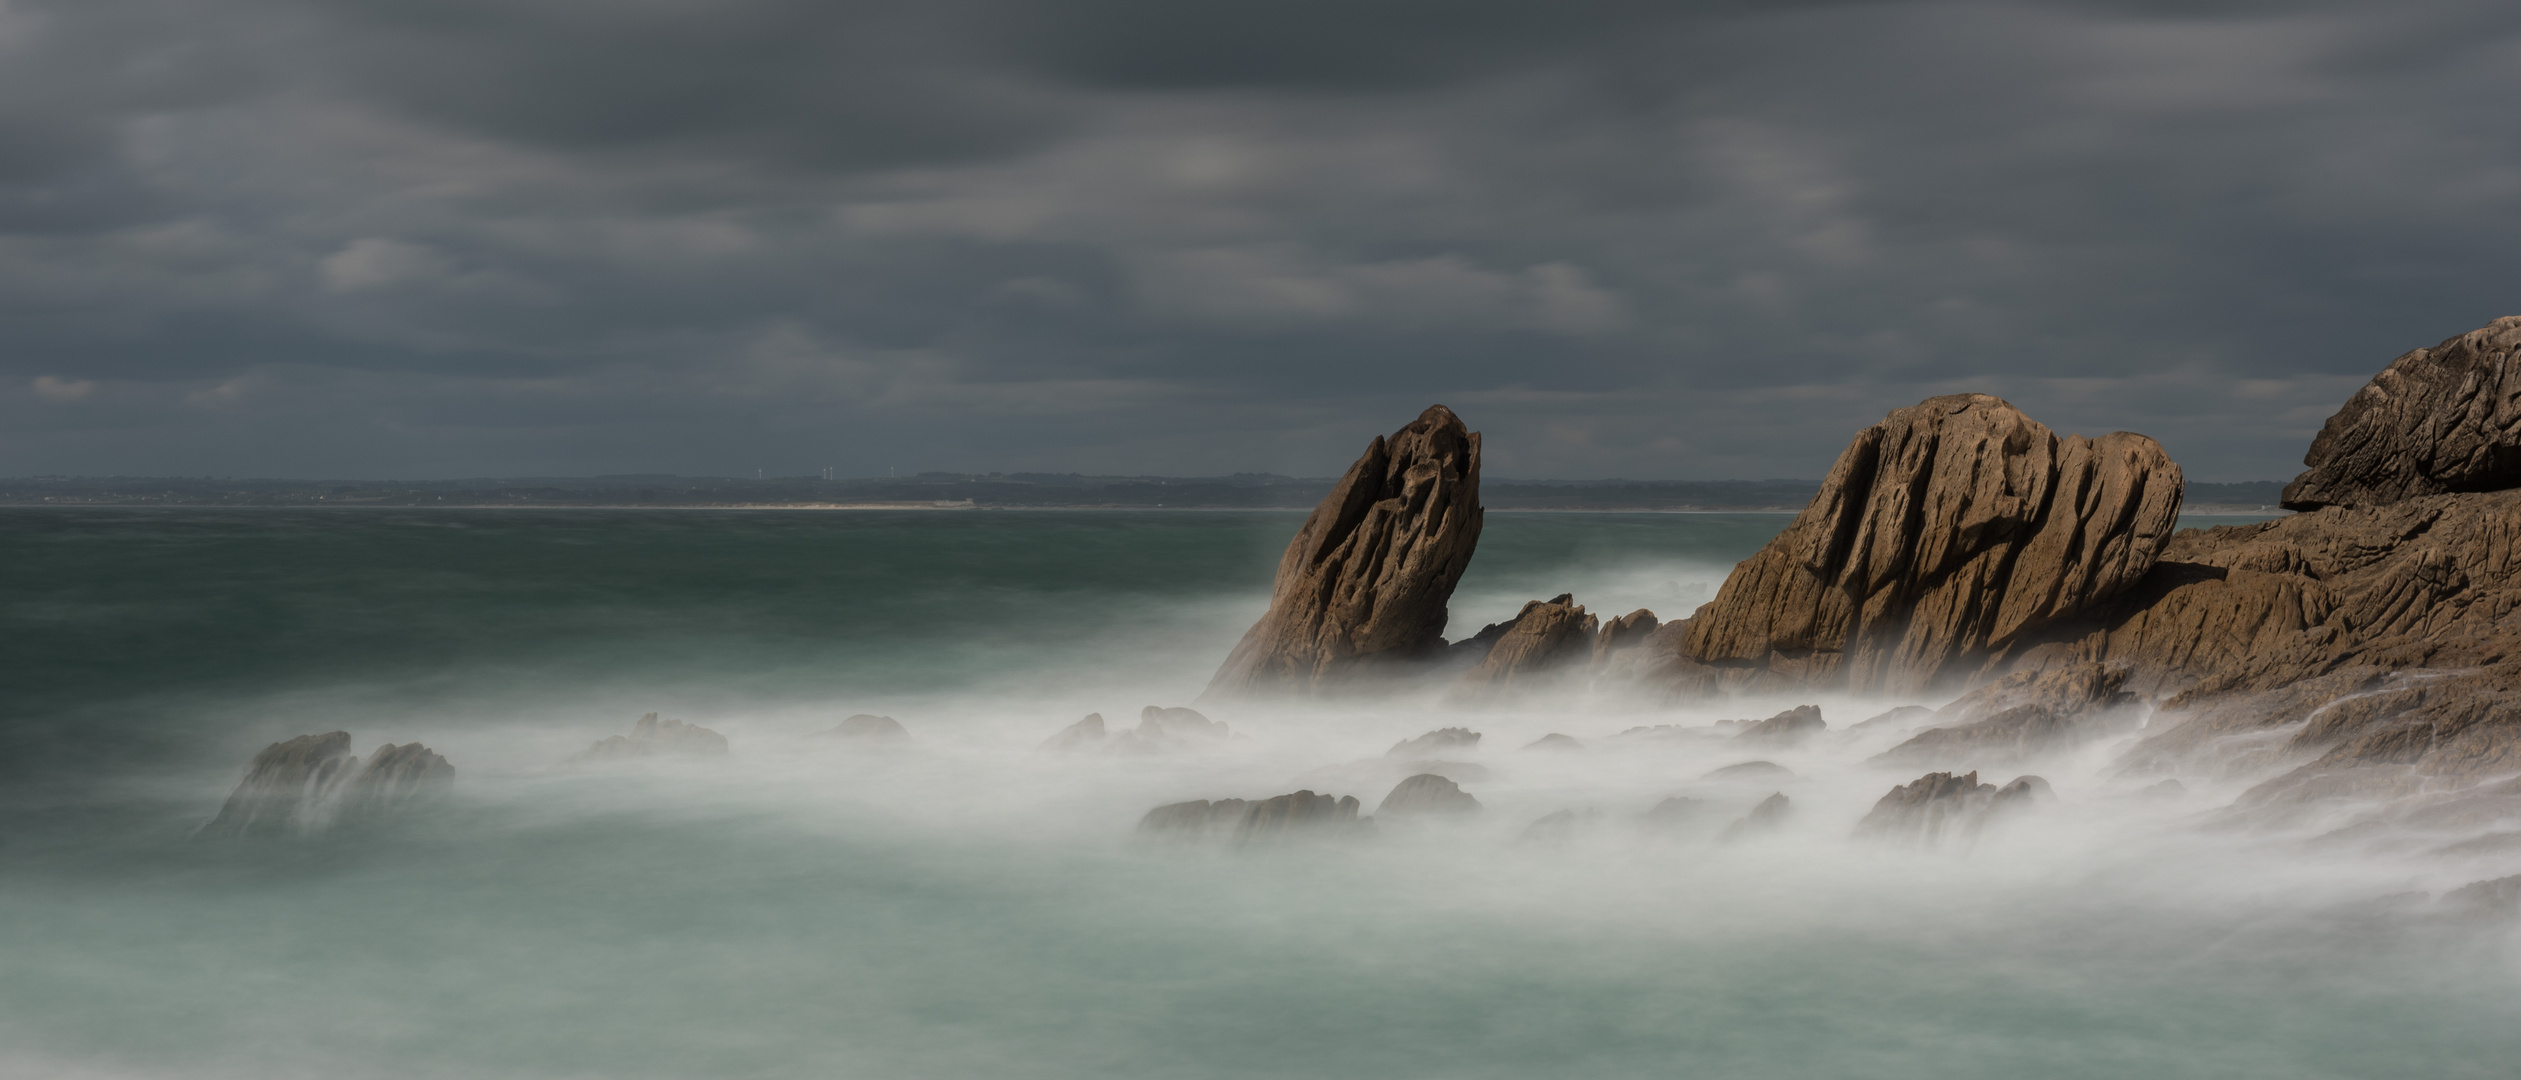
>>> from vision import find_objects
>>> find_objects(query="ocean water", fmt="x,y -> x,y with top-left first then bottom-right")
2,508 -> 2514,1079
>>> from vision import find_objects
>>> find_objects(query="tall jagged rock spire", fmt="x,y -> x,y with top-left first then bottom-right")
1680,393 -> 2182,695
1206,405 -> 1483,695
2281,316 -> 2521,510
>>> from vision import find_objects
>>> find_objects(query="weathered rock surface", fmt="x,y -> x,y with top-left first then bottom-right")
1732,705 -> 1825,748
819,714 -> 910,742
2281,317 -> 2521,510
1854,770 -> 2046,846
201,732 -> 453,839
579,713 -> 728,761
1377,773 -> 1482,816
1388,727 -> 1481,757
1451,594 -> 1597,695
1207,406 -> 1484,695
1718,792 -> 1790,843
1678,393 -> 2183,695
1589,609 -> 1660,668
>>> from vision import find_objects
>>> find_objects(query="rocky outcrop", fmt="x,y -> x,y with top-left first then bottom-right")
1874,661 -> 2140,770
1377,773 -> 1482,816
1718,792 -> 1790,843
1137,791 -> 1369,845
818,714 -> 910,742
1523,733 -> 1583,752
1678,394 -> 2183,695
1207,406 -> 1484,695
1853,770 -> 2047,847
1389,727 -> 1480,757
1052,706 -> 1232,753
579,713 -> 728,761
1450,594 -> 1596,695
1732,705 -> 1825,748
2281,317 -> 2521,510
200,732 -> 453,839
1590,609 -> 1661,667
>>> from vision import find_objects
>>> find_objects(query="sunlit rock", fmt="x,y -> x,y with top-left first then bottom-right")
1717,792 -> 1791,843
1389,727 -> 1481,757
199,732 -> 453,839
1678,393 -> 2182,695
2281,316 -> 2521,510
1377,773 -> 1481,816
1588,608 -> 1660,670
578,712 -> 728,761
1206,405 -> 1483,695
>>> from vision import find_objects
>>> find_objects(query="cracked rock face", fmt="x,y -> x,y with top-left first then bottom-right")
1207,405 -> 1483,696
1680,393 -> 2183,695
2281,316 -> 2521,511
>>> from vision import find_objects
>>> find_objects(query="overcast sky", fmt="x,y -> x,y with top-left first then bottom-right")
1,0 -> 2514,481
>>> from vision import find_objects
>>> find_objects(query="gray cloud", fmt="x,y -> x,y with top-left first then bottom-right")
1,0 -> 2516,480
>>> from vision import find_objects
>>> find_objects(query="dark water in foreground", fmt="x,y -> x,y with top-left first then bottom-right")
3,509 -> 2512,1079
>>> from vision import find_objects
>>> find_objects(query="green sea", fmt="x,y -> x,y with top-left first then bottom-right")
2,508 -> 2513,1079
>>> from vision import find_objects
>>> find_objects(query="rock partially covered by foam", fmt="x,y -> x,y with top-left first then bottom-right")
1047,706 -> 1232,753
579,712 -> 729,761
1732,705 -> 1826,748
1853,770 -> 2048,847
200,732 -> 454,839
1039,713 -> 1107,752
1136,790 -> 1369,846
1208,405 -> 1484,695
1377,773 -> 1482,816
1389,727 -> 1481,757
1875,661 -> 2139,770
817,714 -> 910,742
1718,792 -> 1791,843
1680,394 -> 2182,695
1138,798 -> 1254,842
2282,317 -> 2521,510
1451,594 -> 1596,695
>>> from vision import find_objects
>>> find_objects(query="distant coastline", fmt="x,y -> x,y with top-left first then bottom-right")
0,474 -> 2290,514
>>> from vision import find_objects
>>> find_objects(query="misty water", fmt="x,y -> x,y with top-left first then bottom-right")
4,508 -> 2516,1079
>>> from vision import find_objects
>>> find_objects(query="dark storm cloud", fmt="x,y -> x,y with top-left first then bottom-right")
1,0 -> 2515,479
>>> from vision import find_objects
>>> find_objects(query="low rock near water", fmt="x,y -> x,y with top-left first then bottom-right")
1874,661 -> 2138,770
1637,796 -> 1710,837
1519,808 -> 1603,845
1378,773 -> 1482,816
1138,790 -> 1371,846
1451,594 -> 1596,698
1718,792 -> 1791,844
1522,733 -> 1584,752
1039,713 -> 1107,752
1854,770 -> 2050,847
1703,760 -> 1794,781
1732,705 -> 1826,748
579,713 -> 729,761
200,732 -> 454,839
1389,727 -> 1481,757
817,714 -> 910,742
1041,706 -> 1231,753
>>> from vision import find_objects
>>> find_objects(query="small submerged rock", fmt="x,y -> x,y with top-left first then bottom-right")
1718,792 -> 1791,844
199,732 -> 454,839
1040,706 -> 1231,753
1854,770 -> 2051,847
578,712 -> 729,761
1519,808 -> 1603,845
1636,796 -> 1710,837
1702,760 -> 1794,781
1522,733 -> 1584,752
1377,773 -> 1482,816
1389,727 -> 1481,757
1732,705 -> 1825,748
1039,713 -> 1107,752
817,714 -> 911,743
1137,790 -> 1371,846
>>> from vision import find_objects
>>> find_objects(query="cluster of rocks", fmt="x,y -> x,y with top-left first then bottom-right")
198,732 -> 455,839
1042,706 -> 1232,753
1139,770 -> 1481,848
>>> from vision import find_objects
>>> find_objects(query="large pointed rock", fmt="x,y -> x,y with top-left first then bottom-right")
1680,394 -> 2183,695
1207,405 -> 1484,695
2281,317 -> 2521,510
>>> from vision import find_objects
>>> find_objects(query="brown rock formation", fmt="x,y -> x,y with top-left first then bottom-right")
1451,594 -> 1597,695
1207,405 -> 1484,695
1854,770 -> 2046,846
1377,773 -> 1482,816
2281,316 -> 2521,510
1679,394 -> 2183,695
1589,609 -> 1660,667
